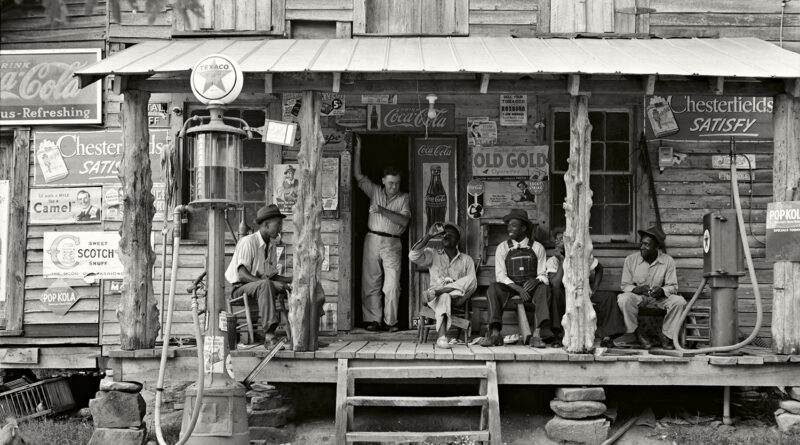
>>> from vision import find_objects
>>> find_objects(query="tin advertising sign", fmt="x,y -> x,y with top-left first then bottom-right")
0,49 -> 102,125
766,201 -> 800,262
40,279 -> 80,316
646,95 -> 773,140
366,104 -> 455,132
472,145 -> 549,178
42,231 -> 123,279
29,187 -> 103,225
32,129 -> 167,186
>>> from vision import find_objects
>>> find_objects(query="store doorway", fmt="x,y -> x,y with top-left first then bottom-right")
352,134 -> 411,330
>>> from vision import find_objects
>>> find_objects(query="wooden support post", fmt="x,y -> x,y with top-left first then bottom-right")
265,73 -> 273,94
3,129 -> 30,334
772,94 -> 800,354
289,90 -> 325,352
568,74 -> 580,96
332,72 -> 341,93
480,74 -> 490,94
561,94 -> 597,353
786,79 -> 800,98
118,89 -> 160,350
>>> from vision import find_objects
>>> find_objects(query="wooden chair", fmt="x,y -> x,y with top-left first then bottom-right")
417,305 -> 471,344
226,287 -> 293,346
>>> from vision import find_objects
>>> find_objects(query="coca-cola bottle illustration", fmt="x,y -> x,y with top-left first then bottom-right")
425,165 -> 447,232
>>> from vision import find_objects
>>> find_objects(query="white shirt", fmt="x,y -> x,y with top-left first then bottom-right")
358,177 -> 411,235
494,237 -> 548,286
224,231 -> 278,284
546,253 -> 599,275
409,247 -> 477,297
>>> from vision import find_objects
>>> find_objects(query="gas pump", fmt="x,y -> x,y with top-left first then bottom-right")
154,54 -> 251,445
702,210 -> 745,347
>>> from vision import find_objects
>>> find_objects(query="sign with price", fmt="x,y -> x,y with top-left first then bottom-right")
500,95 -> 527,126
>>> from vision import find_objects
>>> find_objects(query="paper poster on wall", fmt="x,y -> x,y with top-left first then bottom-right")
484,181 -> 538,208
500,95 -> 527,126
102,183 -> 167,222
32,129 -> 168,186
322,157 -> 339,211
322,245 -> 330,272
29,187 -> 102,225
467,117 -> 497,147
273,164 -> 299,213
766,201 -> 800,262
361,94 -> 397,105
0,181 -> 8,304
472,145 -> 549,178
646,96 -> 679,138
43,231 -> 123,279
319,302 -> 337,332
283,93 -> 344,121
467,180 -> 485,220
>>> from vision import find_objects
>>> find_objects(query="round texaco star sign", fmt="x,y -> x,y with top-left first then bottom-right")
190,54 -> 244,105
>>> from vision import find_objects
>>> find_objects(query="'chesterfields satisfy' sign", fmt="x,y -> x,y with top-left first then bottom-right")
0,49 -> 102,125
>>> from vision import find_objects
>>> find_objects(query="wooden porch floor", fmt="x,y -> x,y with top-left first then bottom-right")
106,338 -> 800,388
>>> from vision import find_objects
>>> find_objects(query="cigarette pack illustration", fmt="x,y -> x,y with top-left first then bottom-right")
36,139 -> 69,183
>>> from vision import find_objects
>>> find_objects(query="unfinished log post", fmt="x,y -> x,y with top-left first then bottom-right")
561,94 -> 597,353
117,89 -> 160,350
772,93 -> 800,354
289,90 -> 325,352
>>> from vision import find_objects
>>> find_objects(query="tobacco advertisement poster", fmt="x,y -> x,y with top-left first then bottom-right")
472,145 -> 549,179
484,181 -> 538,208
0,181 -> 8,304
500,94 -> 527,126
467,117 -> 497,147
29,187 -> 103,224
42,231 -> 123,279
32,129 -> 168,186
0,49 -> 102,125
102,183 -> 168,222
766,201 -> 800,262
283,92 -> 345,121
645,95 -> 773,140
413,137 -> 458,236
273,163 -> 340,214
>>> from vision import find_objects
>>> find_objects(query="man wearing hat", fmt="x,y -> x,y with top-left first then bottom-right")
354,135 -> 411,332
409,222 -> 477,349
482,209 -> 554,347
615,225 -> 684,349
225,204 -> 325,349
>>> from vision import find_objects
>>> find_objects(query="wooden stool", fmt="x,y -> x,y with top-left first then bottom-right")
417,306 -> 471,344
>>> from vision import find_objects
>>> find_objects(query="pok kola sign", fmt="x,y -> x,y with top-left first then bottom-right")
190,54 -> 244,105
40,279 -> 80,316
43,231 -> 123,279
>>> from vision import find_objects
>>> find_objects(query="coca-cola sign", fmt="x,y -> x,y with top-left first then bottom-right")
417,143 -> 454,157
369,104 -> 455,133
0,49 -> 102,125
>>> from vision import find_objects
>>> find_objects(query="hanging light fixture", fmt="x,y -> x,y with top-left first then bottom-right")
426,94 -> 438,120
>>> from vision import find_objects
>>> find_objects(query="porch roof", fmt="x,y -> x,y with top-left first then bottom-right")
76,37 -> 800,87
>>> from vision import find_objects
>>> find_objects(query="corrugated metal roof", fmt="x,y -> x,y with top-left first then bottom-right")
76,37 -> 800,84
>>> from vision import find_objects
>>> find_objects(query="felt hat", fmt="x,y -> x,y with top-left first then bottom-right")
284,165 -> 296,174
441,222 -> 462,240
502,209 -> 534,236
255,204 -> 286,225
637,225 -> 667,248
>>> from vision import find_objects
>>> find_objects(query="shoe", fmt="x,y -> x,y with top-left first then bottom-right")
365,322 -> 380,331
480,333 -> 503,347
436,336 -> 452,349
636,332 -> 653,349
600,337 -> 615,348
613,333 -> 641,349
264,337 -> 285,351
529,336 -> 547,348
660,333 -> 675,350
387,324 -> 400,333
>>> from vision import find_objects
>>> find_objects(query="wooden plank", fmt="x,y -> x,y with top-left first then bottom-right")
6,129 -> 30,332
709,356 -> 739,366
586,0 -> 614,33
433,345 -> 454,360
454,0 -> 469,34
0,348 -> 38,364
614,0 -> 636,34
536,0 -> 550,33
388,0 -> 420,34
486,361 -> 502,445
255,0 -> 273,31
374,342 -> 401,359
469,10 -> 536,25
347,431 -> 489,443
568,353 -> 595,362
415,343 -> 435,359
236,0 -> 257,30
451,344 -> 475,360
505,345 -> 541,361
286,0 -> 352,9
347,365 -> 489,379
335,358 -> 348,445
468,344 -> 495,360
272,0 -> 286,34
334,340 -> 369,359
470,0 -> 537,10
366,0 -> 390,34
395,342 -> 417,359
354,341 -> 385,359
650,0 -> 800,13
347,395 -> 487,407
531,348 -> 569,361
0,346 -> 97,369
487,346 -> 515,360
352,0 -> 366,33
736,356 -> 764,365
285,9 -> 353,20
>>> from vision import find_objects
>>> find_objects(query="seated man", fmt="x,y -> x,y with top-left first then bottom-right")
614,225 -> 684,349
409,222 -> 477,349
224,204 -> 324,349
546,227 -> 626,346
481,209 -> 554,347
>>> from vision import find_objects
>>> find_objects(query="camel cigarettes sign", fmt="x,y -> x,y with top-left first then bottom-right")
40,279 -> 80,316
0,49 -> 102,125
29,187 -> 102,225
766,201 -> 800,262
43,231 -> 123,279
32,129 -> 167,186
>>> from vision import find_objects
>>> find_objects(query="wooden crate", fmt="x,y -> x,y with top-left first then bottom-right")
0,378 -> 75,421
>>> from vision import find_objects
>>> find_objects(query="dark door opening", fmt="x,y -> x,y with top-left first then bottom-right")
352,134 -> 411,330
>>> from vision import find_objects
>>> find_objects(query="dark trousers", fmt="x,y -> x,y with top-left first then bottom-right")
549,278 -> 626,338
232,280 -> 325,335
486,281 -> 551,331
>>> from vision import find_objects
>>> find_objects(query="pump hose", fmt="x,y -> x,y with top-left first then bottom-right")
154,206 -> 205,445
672,148 -> 763,354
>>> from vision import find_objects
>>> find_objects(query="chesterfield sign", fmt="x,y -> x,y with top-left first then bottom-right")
0,49 -> 102,125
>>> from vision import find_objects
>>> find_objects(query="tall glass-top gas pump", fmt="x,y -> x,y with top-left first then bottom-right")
176,54 -> 251,445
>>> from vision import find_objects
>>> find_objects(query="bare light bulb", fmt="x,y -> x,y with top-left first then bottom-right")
426,94 -> 438,120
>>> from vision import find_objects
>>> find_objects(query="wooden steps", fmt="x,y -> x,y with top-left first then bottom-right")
336,359 -> 501,444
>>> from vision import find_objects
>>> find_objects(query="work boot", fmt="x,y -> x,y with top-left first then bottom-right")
636,331 -> 653,349
660,333 -> 675,350
365,322 -> 380,331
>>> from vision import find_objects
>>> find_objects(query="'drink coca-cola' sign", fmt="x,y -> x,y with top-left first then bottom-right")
413,137 -> 458,237
0,49 -> 102,125
367,104 -> 455,132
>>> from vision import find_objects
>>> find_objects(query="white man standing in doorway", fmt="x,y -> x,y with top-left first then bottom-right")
353,135 -> 412,332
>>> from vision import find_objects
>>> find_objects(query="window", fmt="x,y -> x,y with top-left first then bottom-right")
551,110 -> 633,237
184,107 -> 268,239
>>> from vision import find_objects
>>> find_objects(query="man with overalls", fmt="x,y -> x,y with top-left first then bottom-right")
481,209 -> 554,347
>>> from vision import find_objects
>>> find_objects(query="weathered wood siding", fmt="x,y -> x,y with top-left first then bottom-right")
0,0 -> 106,46
469,0 -> 537,37
353,0 -> 468,35
171,0 -> 285,35
649,0 -> 800,54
